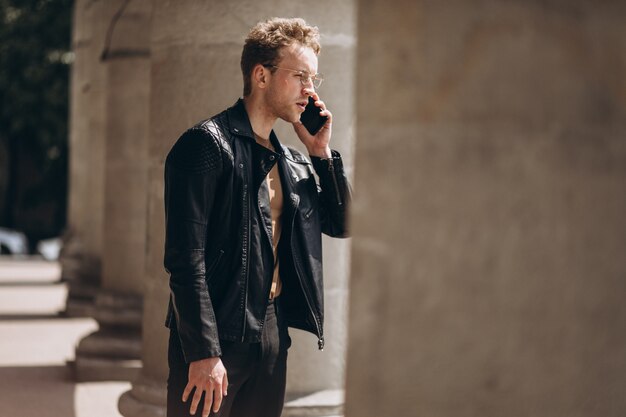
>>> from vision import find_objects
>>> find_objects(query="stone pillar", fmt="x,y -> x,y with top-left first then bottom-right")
345,2 -> 626,417
74,0 -> 153,381
62,0 -> 108,317
119,3 -> 355,416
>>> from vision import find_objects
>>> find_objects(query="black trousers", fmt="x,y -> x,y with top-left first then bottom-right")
167,299 -> 291,417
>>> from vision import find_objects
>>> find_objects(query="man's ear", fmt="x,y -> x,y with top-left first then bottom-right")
252,64 -> 268,89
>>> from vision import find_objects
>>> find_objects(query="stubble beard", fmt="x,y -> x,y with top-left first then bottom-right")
266,88 -> 301,124
274,101 -> 300,124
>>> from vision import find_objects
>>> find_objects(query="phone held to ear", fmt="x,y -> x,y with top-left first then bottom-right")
300,96 -> 328,136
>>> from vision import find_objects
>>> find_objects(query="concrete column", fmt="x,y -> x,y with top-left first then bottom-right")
119,3 -> 355,416
62,0 -> 108,317
73,0 -> 153,381
346,2 -> 626,417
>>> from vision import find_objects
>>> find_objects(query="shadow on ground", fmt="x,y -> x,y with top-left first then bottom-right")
0,257 -> 130,417
0,365 -> 77,417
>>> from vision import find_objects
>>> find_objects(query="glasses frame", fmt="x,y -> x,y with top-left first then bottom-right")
264,65 -> 324,89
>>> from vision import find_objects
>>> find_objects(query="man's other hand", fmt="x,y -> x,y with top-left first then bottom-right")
183,357 -> 228,416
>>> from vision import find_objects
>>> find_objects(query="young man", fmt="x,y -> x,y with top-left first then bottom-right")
163,18 -> 351,417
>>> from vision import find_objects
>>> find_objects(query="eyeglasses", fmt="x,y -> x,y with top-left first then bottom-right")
264,65 -> 324,89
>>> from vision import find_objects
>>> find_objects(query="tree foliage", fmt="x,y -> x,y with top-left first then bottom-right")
0,0 -> 72,243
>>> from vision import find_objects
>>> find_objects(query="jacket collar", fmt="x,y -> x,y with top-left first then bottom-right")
227,98 -> 284,156
227,98 -> 255,140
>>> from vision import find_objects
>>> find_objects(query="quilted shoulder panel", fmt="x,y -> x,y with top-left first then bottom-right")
167,127 -> 222,174
201,117 -> 233,163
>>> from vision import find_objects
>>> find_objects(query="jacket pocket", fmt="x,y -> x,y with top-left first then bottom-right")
301,205 -> 315,220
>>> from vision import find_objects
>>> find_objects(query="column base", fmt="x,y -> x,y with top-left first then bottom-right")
59,234 -> 101,317
74,329 -> 142,381
118,374 -> 166,417
93,291 -> 143,327
72,357 -> 142,382
72,291 -> 143,381
63,282 -> 99,317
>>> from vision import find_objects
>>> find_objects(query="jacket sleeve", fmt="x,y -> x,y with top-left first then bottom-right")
310,150 -> 352,238
163,126 -> 223,362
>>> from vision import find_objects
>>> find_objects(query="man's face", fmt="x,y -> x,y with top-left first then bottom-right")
265,44 -> 318,124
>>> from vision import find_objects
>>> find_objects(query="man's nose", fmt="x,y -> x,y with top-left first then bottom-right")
302,85 -> 315,96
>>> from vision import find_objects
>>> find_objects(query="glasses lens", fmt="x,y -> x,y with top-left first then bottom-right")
295,70 -> 323,88
300,73 -> 313,87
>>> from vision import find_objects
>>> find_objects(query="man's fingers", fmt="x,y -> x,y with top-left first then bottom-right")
182,382 -> 193,403
223,372 -> 229,396
190,385 -> 204,415
212,381 -> 223,413
202,382 -> 214,417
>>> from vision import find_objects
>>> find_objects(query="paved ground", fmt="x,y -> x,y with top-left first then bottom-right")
0,257 -> 130,417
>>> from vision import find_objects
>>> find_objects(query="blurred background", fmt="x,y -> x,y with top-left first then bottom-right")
0,0 -> 72,257
1,1 -> 625,417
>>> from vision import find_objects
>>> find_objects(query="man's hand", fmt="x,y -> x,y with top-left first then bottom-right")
183,357 -> 228,417
293,93 -> 332,158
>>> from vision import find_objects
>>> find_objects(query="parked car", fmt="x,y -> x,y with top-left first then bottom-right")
36,237 -> 62,260
0,227 -> 29,255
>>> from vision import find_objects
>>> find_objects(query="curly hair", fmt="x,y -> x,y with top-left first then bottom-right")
241,17 -> 321,96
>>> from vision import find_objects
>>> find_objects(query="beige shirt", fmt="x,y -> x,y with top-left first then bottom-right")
255,134 -> 283,299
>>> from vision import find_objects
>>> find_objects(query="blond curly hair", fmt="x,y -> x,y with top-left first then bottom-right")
241,17 -> 321,96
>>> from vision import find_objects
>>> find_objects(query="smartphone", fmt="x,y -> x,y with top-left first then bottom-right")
300,96 -> 328,136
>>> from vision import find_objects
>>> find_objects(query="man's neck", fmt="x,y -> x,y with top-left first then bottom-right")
243,94 -> 276,140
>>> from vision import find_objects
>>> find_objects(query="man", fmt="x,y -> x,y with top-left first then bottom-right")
163,17 -> 351,417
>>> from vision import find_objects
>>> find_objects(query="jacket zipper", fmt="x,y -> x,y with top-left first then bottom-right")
289,203 -> 324,350
241,182 -> 250,342
327,158 -> 343,207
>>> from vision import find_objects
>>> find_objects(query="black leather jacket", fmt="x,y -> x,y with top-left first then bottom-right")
164,99 -> 351,363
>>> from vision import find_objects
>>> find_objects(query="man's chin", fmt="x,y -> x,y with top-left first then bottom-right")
279,113 -> 301,124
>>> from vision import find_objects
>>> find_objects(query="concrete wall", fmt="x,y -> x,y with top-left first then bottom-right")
346,1 -> 626,417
